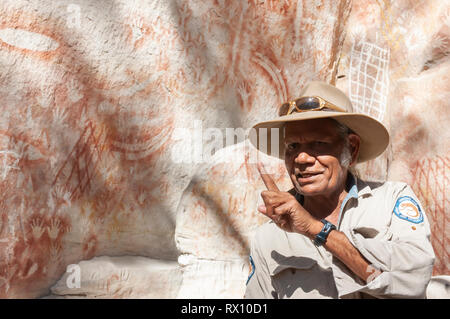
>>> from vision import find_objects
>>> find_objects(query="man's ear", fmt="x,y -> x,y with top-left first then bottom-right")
348,133 -> 361,166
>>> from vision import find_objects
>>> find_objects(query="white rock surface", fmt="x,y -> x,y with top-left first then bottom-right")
47,256 -> 182,298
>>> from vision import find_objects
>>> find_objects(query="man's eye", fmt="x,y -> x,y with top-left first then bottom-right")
313,141 -> 328,146
287,143 -> 299,151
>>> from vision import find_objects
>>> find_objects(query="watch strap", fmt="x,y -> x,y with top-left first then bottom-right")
313,219 -> 336,246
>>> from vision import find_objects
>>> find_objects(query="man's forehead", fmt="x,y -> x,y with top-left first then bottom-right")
284,119 -> 339,139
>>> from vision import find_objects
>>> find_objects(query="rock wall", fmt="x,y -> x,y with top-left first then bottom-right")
0,0 -> 447,298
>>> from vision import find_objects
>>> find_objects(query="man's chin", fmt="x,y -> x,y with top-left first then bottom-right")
298,190 -> 325,197
294,177 -> 319,189
294,183 -> 327,197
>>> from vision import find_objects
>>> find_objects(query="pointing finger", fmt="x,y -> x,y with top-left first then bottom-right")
257,162 -> 280,192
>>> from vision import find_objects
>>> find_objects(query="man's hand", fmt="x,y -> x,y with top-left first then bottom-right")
257,163 -> 320,237
257,163 -> 379,284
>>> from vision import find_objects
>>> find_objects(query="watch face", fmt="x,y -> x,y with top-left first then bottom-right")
322,220 -> 333,231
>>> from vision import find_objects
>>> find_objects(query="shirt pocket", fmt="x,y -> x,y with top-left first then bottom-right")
268,256 -> 337,298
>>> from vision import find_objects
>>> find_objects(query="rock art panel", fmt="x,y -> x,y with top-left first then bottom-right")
0,0 -> 181,297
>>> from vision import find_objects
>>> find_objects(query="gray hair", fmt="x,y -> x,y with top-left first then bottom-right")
331,119 -> 357,170
332,119 -> 354,141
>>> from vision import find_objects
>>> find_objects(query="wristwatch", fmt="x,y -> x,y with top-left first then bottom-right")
313,219 -> 336,246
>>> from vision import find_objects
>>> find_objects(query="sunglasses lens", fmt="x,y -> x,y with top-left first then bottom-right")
278,103 -> 291,116
296,97 -> 320,110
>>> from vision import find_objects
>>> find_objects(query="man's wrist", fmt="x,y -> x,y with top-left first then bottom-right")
306,219 -> 325,240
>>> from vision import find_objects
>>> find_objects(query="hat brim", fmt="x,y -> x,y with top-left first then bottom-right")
250,111 -> 389,163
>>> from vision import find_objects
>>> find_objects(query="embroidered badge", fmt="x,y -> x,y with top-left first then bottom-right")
394,196 -> 423,224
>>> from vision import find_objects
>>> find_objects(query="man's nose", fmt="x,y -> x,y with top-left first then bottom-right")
295,151 -> 316,164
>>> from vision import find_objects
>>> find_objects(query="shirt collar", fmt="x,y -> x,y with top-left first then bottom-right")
342,172 -> 374,203
337,172 -> 365,227
346,172 -> 358,198
353,173 -> 373,198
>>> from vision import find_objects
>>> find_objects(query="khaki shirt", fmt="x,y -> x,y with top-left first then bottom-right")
245,175 -> 435,299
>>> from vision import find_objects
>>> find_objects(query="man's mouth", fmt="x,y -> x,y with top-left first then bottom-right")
295,171 -> 322,179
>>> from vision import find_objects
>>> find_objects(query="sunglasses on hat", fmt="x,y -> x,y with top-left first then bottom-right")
278,96 -> 346,117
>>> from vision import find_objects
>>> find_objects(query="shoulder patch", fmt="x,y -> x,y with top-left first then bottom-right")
393,196 -> 423,224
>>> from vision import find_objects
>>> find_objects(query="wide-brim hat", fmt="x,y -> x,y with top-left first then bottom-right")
250,81 -> 389,163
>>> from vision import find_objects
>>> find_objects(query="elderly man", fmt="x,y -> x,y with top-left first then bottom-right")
245,81 -> 435,299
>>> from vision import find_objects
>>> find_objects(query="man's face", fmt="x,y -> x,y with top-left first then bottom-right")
284,119 -> 350,197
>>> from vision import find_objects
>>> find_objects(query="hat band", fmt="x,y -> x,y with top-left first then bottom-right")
278,96 -> 347,116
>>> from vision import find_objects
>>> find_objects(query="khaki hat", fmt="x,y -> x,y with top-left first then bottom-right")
250,81 -> 389,163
